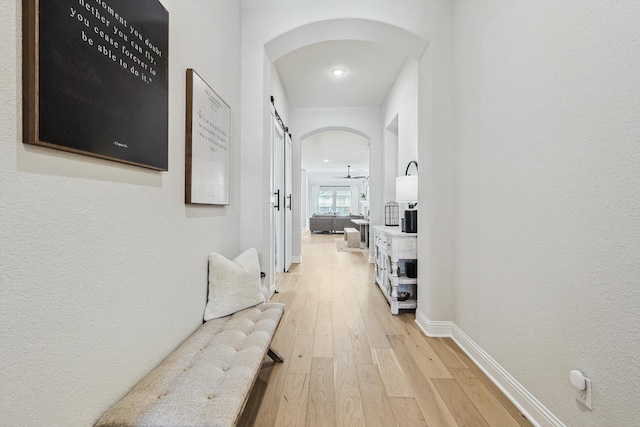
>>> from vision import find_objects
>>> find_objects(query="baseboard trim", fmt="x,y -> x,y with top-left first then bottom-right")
415,309 -> 451,337
292,255 -> 302,263
414,310 -> 566,427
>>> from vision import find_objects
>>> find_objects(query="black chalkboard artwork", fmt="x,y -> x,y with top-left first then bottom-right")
23,0 -> 169,170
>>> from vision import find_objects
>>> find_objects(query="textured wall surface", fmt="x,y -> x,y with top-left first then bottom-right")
452,1 -> 640,425
384,60 -> 419,174
4,1 -> 639,426
0,1 -> 242,425
417,0 -> 455,323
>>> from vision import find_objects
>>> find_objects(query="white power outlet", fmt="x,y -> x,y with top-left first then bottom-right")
575,377 -> 592,410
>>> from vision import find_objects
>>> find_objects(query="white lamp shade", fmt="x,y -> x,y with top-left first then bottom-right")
396,175 -> 418,203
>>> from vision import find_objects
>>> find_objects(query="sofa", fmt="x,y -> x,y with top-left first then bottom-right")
309,214 -> 365,233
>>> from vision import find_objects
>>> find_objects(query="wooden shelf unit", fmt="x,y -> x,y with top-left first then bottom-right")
373,225 -> 418,315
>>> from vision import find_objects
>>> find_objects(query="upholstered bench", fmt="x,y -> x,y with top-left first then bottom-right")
95,248 -> 284,427
344,227 -> 360,248
94,302 -> 284,427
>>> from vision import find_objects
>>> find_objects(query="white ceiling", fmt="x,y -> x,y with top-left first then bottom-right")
274,40 -> 409,108
275,40 -> 408,184
302,130 -> 369,185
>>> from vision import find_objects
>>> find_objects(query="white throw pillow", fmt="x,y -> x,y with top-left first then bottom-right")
204,248 -> 265,321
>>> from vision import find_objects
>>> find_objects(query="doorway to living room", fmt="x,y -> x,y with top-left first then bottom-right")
301,130 -> 369,227
302,129 -> 370,230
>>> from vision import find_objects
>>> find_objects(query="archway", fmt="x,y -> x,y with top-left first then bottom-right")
240,16 -> 428,293
264,18 -> 427,63
301,128 -> 370,229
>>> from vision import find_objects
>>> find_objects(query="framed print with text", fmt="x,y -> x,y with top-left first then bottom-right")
23,0 -> 169,170
185,69 -> 230,205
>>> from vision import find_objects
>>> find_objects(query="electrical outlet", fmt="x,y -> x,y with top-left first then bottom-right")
575,377 -> 592,410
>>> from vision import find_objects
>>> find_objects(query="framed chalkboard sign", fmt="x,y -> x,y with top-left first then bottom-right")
23,0 -> 169,170
185,69 -> 231,205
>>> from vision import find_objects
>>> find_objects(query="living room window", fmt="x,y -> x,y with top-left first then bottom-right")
318,186 -> 351,214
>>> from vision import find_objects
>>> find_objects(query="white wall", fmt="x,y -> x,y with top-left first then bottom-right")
416,0 -> 455,326
301,169 -> 308,230
0,1 -> 243,425
451,1 -> 640,425
383,119 -> 399,202
383,59 -> 419,175
382,59 -> 420,228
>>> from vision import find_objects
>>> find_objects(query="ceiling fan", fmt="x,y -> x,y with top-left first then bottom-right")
333,165 -> 368,180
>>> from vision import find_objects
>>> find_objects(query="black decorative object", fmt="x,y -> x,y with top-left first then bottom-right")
385,201 -> 399,226
405,210 -> 418,234
405,261 -> 417,278
398,292 -> 411,301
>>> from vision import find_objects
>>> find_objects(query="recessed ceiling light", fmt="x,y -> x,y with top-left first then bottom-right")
332,69 -> 345,76
324,159 -> 330,162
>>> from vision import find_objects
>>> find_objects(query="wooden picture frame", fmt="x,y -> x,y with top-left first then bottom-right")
185,69 -> 231,205
22,0 -> 169,170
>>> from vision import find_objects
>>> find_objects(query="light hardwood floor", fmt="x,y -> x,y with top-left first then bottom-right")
238,232 -> 533,427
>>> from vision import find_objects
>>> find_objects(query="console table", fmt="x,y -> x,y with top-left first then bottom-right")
351,218 -> 370,247
373,225 -> 417,314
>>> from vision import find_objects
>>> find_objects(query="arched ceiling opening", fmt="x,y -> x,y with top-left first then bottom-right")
266,18 -> 428,109
275,40 -> 408,108
266,19 -> 427,186
265,18 -> 427,63
302,129 -> 369,185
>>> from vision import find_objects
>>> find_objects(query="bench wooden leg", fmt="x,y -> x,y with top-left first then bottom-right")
267,347 -> 284,363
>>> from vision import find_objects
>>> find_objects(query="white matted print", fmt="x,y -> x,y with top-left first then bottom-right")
185,68 -> 230,205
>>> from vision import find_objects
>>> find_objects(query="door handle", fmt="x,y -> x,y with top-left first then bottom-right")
286,194 -> 292,210
274,190 -> 280,211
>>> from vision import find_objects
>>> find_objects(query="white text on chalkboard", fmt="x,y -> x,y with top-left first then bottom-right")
70,0 -> 164,85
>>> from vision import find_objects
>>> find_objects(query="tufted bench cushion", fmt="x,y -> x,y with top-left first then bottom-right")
94,302 -> 285,427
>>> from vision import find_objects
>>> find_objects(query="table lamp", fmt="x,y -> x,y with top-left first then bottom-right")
396,161 -> 418,233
